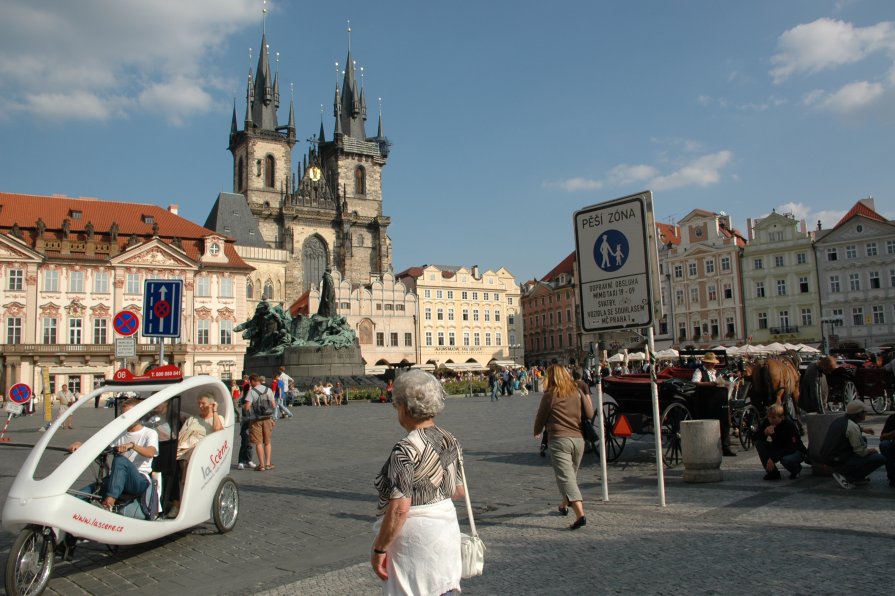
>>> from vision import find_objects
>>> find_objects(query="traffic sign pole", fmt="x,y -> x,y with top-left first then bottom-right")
0,414 -> 13,442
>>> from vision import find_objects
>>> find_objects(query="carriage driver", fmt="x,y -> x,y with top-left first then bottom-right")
69,398 -> 159,510
692,352 -> 737,457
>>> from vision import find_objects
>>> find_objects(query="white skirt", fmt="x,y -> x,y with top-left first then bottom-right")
373,498 -> 462,596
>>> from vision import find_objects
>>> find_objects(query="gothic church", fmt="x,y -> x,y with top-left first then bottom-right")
212,28 -> 393,303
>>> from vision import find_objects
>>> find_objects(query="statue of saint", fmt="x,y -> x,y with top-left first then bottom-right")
317,267 -> 336,318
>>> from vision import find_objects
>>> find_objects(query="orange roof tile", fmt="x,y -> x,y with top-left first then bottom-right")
834,200 -> 888,228
656,222 -> 680,245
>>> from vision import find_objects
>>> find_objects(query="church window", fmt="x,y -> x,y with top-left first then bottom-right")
265,155 -> 276,188
246,281 -> 254,299
237,157 -> 245,191
356,234 -> 364,247
354,166 -> 366,195
302,236 -> 328,293
263,280 -> 274,300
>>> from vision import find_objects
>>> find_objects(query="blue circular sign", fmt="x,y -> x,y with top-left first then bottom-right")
8,383 -> 32,404
593,229 -> 629,273
113,310 -> 139,336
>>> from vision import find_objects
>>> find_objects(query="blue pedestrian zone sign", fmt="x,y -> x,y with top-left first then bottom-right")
142,279 -> 183,338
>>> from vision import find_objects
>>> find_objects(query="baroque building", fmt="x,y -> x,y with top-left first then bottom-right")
223,30 -> 392,302
814,198 -> 895,351
521,253 -> 579,366
0,193 -> 252,398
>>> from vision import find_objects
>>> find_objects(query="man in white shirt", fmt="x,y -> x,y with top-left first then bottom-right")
692,352 -> 736,457
70,398 -> 158,510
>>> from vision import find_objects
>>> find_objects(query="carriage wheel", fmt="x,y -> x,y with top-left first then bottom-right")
4,525 -> 55,596
592,402 -> 626,463
842,381 -> 858,406
212,477 -> 239,533
870,390 -> 889,414
660,402 -> 691,467
738,405 -> 761,451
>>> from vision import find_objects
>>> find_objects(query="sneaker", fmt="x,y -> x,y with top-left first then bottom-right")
237,463 -> 245,470
832,472 -> 854,490
248,461 -> 257,468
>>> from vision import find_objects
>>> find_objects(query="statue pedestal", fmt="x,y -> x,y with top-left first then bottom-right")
243,343 -> 364,382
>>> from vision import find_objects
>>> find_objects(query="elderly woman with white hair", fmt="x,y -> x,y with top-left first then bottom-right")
371,370 -> 465,595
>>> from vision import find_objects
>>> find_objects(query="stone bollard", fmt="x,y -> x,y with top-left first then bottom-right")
804,413 -> 842,476
681,419 -> 723,483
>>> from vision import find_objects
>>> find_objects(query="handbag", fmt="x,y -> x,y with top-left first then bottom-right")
457,448 -> 485,579
579,391 -> 599,444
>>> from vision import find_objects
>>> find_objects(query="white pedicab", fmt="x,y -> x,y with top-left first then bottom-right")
2,368 -> 239,596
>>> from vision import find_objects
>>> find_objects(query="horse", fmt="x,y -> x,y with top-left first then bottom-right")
743,352 -> 802,424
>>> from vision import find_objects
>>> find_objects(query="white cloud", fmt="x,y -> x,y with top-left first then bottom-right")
608,164 -> 658,185
650,151 -> 733,191
0,0 -> 258,124
771,202 -> 845,229
551,177 -> 604,192
770,18 -> 895,84
802,80 -> 885,112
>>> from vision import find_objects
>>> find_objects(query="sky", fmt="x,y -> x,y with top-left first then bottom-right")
1,0 -> 894,285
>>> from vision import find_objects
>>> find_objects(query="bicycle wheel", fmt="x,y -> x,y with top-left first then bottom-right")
739,405 -> 761,451
212,476 -> 239,533
5,525 -> 55,596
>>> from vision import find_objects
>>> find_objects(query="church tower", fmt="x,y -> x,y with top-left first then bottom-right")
225,25 -> 392,302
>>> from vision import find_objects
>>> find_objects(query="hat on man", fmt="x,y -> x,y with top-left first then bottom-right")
846,401 -> 865,416
702,352 -> 720,365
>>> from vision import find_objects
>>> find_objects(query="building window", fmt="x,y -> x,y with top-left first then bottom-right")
462,308 -> 468,321
675,289 -> 684,305
425,307 -> 432,321
484,309 -> 490,322
436,308 -> 443,321
6,317 -> 22,344
461,291 -> 467,300
557,334 -> 562,348
891,269 -> 895,287
405,333 -> 413,347
869,271 -> 881,289
829,276 -> 840,293
69,270 -> 85,293
390,332 -> 399,346
887,240 -> 895,254
474,332 -> 480,346
6,269 -> 25,292
726,317 -> 735,336
778,310 -> 790,329
196,276 -> 210,297
246,281 -> 254,299
495,310 -> 501,322
723,284 -> 733,300
799,277 -> 809,293
720,256 -> 731,271
845,245 -> 857,259
827,248 -> 838,261
94,271 -> 109,293
384,303 -> 394,311
507,314 -> 514,325
93,319 -> 108,344
801,308 -> 813,327
265,155 -> 276,188
377,332 -> 385,347
872,305 -> 885,325
797,252 -> 807,265
485,333 -> 491,347
688,263 -> 697,276
424,289 -> 431,298
832,308 -> 843,323
848,273 -> 860,291
447,290 -> 453,299
472,292 -> 478,300
705,259 -> 715,274
757,312 -> 768,329
674,265 -> 683,279
220,320 -> 233,345
126,273 -> 140,294
776,280 -> 786,296
493,293 -> 500,301
473,309 -> 479,321
710,319 -> 719,338
852,307 -> 864,326
753,258 -> 763,270
220,277 -> 233,298
708,285 -> 717,301
774,255 -> 784,267
448,308 -> 454,321
689,287 -> 698,304
263,281 -> 273,300
496,332 -> 502,346
463,332 -> 469,347
769,231 -> 784,242
68,319 -> 84,346
425,332 -> 432,346
483,292 -> 489,300
866,243 -> 877,257
44,270 -> 59,292
436,290 -> 443,299
354,165 -> 366,195
43,318 -> 57,344
197,320 -> 209,344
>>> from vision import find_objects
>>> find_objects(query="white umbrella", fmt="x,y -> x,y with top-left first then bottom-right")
739,345 -> 763,355
725,345 -> 741,356
709,345 -> 728,352
795,344 -> 820,353
765,342 -> 787,353
656,348 -> 679,359
627,352 -> 646,360
608,353 -> 626,363
783,343 -> 801,351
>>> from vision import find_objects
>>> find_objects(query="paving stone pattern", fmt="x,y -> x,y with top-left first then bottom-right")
0,395 -> 892,595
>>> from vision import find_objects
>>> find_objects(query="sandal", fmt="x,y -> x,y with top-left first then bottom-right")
255,465 -> 267,471
266,464 -> 276,470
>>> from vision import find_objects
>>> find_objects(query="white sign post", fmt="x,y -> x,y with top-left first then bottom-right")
574,191 -> 666,506
115,337 -> 137,359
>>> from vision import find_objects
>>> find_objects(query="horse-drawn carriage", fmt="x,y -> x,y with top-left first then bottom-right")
827,364 -> 891,414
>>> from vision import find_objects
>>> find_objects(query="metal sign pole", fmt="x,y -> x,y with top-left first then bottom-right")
648,327 -> 666,507
595,357 -> 609,502
0,413 -> 12,442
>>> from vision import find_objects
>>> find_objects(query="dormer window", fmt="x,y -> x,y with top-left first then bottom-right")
70,210 -> 82,220
143,215 -> 155,225
209,242 -> 221,256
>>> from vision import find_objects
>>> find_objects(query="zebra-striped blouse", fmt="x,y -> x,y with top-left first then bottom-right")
375,425 -> 462,515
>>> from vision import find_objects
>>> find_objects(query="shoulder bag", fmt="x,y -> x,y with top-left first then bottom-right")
457,448 -> 485,579
579,391 -> 599,444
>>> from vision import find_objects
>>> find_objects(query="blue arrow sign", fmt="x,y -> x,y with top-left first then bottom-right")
142,279 -> 183,338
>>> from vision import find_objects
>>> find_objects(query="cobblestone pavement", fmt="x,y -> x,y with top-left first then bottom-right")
0,394 -> 892,595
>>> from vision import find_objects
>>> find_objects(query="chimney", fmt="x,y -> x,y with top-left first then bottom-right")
168,204 -> 179,215
799,219 -> 807,234
746,218 -> 753,241
472,265 -> 480,279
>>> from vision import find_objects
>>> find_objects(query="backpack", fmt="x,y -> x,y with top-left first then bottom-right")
819,416 -> 853,466
250,387 -> 275,419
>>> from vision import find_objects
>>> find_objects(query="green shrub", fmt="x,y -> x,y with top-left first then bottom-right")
442,379 -> 489,395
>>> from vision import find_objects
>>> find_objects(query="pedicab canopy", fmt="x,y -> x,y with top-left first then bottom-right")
107,364 -> 183,385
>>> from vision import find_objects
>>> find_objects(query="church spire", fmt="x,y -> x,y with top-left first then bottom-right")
230,98 -> 238,139
286,83 -> 296,143
337,21 -> 367,140
319,104 -> 326,143
249,32 -> 278,130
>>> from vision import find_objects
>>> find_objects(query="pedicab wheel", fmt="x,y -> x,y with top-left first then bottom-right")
5,525 -> 55,596
592,402 -> 626,462
660,402 -> 691,467
870,391 -> 888,414
213,476 -> 239,533
739,405 -> 761,451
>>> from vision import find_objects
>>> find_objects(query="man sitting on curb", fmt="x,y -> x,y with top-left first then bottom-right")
820,401 -> 885,489
753,404 -> 807,480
